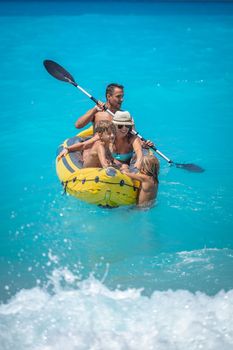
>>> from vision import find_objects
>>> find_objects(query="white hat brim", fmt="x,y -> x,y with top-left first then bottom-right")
113,120 -> 134,126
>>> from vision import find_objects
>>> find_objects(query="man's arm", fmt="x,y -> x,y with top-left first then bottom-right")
75,101 -> 105,129
75,106 -> 97,129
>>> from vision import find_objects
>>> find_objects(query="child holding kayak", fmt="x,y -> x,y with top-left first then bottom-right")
122,154 -> 160,207
58,120 -> 116,168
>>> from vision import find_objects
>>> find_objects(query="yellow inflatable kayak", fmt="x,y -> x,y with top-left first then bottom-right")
56,126 -> 140,207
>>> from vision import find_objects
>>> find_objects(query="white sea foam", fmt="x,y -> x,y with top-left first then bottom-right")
0,271 -> 233,350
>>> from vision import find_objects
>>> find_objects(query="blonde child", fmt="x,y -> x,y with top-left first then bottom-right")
123,154 -> 160,207
58,121 -> 116,168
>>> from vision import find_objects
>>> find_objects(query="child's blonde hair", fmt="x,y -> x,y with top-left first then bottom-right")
95,120 -> 116,136
141,155 -> 159,182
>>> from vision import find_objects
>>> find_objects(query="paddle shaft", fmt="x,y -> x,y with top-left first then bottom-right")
68,79 -> 98,104
130,130 -> 173,163
68,78 -> 118,117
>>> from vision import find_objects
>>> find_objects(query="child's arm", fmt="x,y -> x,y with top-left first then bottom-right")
112,158 -> 123,167
58,135 -> 99,161
122,170 -> 146,182
58,143 -> 82,160
81,134 -> 99,149
97,143 -> 112,168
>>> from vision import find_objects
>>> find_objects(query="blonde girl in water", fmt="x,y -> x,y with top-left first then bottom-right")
123,154 -> 160,207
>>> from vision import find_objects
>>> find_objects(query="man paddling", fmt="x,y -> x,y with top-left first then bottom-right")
74,83 -> 153,148
75,83 -> 124,129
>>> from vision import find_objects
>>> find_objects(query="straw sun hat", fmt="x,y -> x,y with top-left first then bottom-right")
112,111 -> 134,126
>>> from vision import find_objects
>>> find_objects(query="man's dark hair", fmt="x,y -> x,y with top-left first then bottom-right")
105,83 -> 124,98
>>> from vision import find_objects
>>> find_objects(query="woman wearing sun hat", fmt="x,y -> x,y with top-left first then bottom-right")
111,110 -> 143,170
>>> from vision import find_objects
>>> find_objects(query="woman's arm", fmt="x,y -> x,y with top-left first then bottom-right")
131,136 -> 143,170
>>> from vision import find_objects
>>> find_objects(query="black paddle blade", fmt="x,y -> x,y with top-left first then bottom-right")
43,60 -> 76,85
175,163 -> 205,173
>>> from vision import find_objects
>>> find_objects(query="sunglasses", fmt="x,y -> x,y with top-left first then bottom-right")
117,124 -> 131,129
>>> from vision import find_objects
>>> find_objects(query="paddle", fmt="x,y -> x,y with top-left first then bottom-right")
131,130 -> 204,173
43,59 -> 204,173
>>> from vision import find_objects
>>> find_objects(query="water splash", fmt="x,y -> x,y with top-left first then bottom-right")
0,271 -> 233,350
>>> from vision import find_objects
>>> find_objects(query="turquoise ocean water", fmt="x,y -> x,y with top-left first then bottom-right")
1,1 -> 233,349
